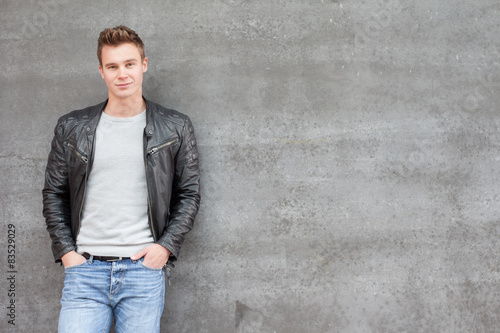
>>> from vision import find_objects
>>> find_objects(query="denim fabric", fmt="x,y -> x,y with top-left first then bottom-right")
58,257 -> 165,333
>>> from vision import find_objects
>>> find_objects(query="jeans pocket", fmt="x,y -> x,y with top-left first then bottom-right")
64,260 -> 89,270
138,259 -> 163,271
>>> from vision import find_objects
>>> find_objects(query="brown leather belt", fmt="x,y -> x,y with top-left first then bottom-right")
82,252 -> 130,262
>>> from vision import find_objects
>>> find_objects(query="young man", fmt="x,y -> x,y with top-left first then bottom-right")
42,25 -> 200,332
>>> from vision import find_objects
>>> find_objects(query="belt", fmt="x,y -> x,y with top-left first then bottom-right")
82,252 -> 129,262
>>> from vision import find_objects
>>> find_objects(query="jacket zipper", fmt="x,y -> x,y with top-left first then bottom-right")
76,137 -> 92,239
147,138 -> 178,155
146,186 -> 157,242
65,142 -> 88,163
145,137 -> 178,241
145,151 -> 157,242
145,137 -> 161,242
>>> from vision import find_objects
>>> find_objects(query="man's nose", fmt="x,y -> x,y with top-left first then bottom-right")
118,67 -> 128,78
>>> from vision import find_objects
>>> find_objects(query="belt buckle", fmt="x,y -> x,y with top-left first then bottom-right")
107,257 -> 123,262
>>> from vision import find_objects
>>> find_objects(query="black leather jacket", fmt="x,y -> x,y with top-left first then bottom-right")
42,98 -> 200,263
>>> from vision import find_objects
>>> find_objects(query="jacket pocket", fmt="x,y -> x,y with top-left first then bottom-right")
65,141 -> 88,164
147,137 -> 179,156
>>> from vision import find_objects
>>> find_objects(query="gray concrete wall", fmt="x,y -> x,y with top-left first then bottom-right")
1,0 -> 499,332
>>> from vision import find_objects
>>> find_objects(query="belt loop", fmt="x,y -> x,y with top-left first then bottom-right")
83,252 -> 94,263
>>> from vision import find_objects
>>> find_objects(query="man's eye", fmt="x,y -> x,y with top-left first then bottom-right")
126,63 -> 135,67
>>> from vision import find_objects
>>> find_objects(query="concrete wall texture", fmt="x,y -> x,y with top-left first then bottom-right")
1,0 -> 499,332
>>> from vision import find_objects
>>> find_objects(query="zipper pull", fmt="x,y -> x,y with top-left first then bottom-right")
164,261 -> 175,286
166,267 -> 171,286
148,147 -> 158,155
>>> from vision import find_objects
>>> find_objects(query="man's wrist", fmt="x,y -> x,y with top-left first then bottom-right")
61,250 -> 86,267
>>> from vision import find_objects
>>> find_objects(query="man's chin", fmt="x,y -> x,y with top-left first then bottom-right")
109,90 -> 141,100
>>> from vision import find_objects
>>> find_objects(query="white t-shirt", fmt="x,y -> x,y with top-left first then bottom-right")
77,110 -> 154,257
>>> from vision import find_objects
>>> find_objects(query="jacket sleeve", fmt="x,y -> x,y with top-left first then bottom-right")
157,116 -> 201,261
42,121 -> 76,263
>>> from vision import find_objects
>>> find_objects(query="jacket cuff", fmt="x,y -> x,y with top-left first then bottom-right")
53,246 -> 76,264
156,235 -> 180,262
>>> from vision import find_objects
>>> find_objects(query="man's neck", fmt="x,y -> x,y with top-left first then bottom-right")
104,95 -> 146,118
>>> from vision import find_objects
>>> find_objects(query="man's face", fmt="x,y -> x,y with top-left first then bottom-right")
99,43 -> 147,101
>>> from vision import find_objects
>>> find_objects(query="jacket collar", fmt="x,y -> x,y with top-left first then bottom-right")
85,100 -> 106,135
85,97 -> 155,137
144,97 -> 155,138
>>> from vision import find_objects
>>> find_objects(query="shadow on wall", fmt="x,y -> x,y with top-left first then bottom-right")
235,300 -> 267,333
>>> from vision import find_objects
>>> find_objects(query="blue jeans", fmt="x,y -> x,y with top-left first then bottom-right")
58,256 -> 165,333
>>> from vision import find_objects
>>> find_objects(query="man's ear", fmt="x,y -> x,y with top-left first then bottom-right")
143,57 -> 148,73
99,65 -> 104,79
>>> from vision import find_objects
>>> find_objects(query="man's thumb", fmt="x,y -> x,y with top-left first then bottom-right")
130,249 -> 146,260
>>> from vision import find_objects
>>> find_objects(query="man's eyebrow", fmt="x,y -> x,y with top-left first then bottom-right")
103,59 -> 139,67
